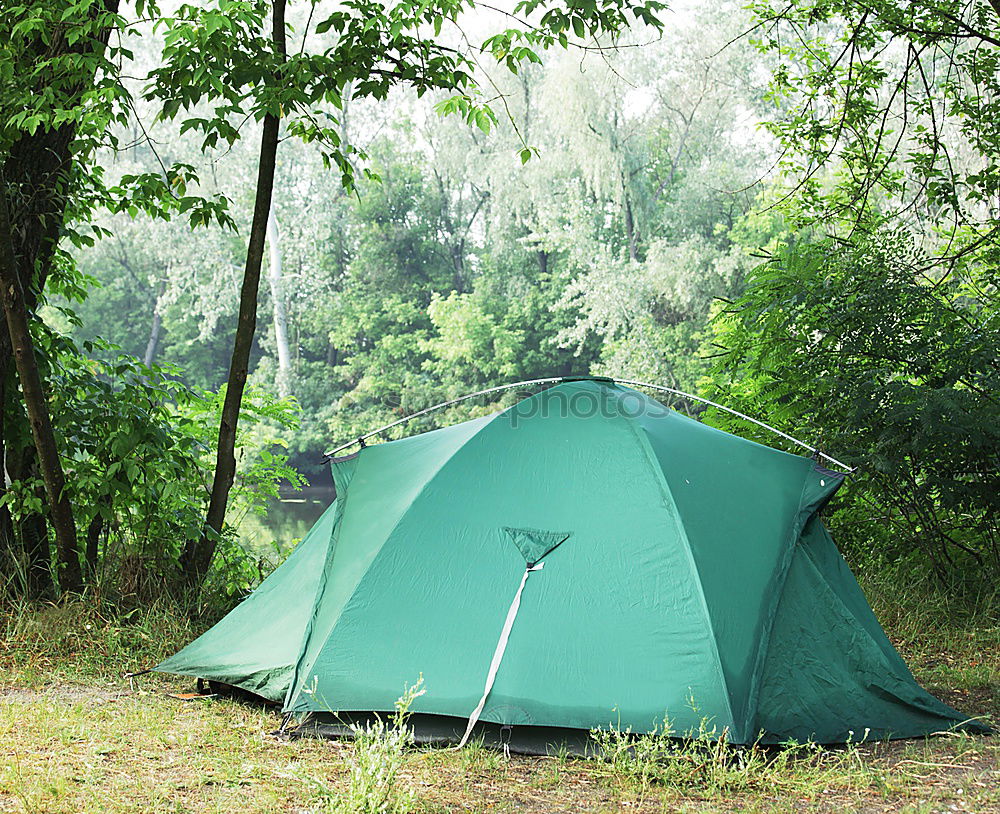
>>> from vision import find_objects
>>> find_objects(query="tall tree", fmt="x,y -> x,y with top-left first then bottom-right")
180,0 -> 288,585
2,0 -> 236,596
0,0 -> 123,595
0,181 -> 82,593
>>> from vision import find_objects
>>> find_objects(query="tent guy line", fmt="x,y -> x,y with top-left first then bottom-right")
323,375 -> 855,474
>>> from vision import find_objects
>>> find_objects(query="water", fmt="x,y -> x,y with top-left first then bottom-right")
239,487 -> 335,556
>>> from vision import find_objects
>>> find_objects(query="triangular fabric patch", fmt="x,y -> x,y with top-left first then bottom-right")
502,527 -> 571,566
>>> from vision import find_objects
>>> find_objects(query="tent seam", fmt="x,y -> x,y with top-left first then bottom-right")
742,470 -> 838,739
619,392 -> 738,738
286,410 -> 507,713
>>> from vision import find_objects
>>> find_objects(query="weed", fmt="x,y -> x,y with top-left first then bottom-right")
458,736 -> 506,776
589,714 -> 892,800
313,676 -> 426,814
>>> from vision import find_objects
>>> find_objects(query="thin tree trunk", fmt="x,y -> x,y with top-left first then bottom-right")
85,511 -> 103,581
0,183 -> 81,595
143,306 -> 162,367
266,209 -> 291,397
180,0 -> 287,587
20,489 -> 52,598
143,278 -> 165,367
624,195 -> 639,262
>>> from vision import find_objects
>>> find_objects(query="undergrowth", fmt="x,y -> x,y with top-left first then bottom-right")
861,568 -> 1000,714
0,596 -> 196,687
589,716 -> 886,798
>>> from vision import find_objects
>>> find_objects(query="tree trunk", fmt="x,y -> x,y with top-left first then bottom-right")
180,0 -> 287,587
0,0 -> 120,598
536,250 -> 548,277
84,493 -> 109,582
143,279 -> 165,367
451,244 -> 465,293
338,81 -> 353,192
266,208 -> 292,397
624,195 -> 639,262
21,488 -> 53,599
0,185 -> 81,595
85,513 -> 103,581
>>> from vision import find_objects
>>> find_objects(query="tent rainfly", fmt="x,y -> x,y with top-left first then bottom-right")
157,378 -> 984,751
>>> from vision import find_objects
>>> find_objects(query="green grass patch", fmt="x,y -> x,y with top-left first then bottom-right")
0,573 -> 997,813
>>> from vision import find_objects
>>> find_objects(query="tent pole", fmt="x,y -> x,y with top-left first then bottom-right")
612,379 -> 855,473
322,377 -> 565,457
323,376 -> 855,474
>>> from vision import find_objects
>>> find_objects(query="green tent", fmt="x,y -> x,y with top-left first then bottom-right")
157,379 -> 981,749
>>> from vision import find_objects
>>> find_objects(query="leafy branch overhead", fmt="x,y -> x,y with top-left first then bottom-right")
749,0 -> 1000,255
146,0 -> 666,190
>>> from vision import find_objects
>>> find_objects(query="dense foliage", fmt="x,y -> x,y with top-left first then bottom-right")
2,0 -> 999,599
73,8 -> 765,477
709,0 -> 1000,585
714,229 -> 1000,580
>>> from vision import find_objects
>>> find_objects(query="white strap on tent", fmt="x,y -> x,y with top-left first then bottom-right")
457,561 -> 544,748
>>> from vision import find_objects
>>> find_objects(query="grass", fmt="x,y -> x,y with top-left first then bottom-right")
863,570 -> 1000,719
0,574 -> 998,813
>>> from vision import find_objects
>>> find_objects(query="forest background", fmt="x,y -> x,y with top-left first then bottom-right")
1,0 -> 998,605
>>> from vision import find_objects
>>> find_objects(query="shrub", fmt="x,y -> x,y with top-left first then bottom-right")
1,344 -> 304,605
712,228 -> 1000,585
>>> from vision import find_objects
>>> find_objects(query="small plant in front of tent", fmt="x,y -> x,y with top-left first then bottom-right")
590,710 -> 761,792
316,676 -> 426,814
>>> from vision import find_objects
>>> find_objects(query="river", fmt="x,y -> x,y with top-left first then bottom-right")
238,486 -> 336,558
